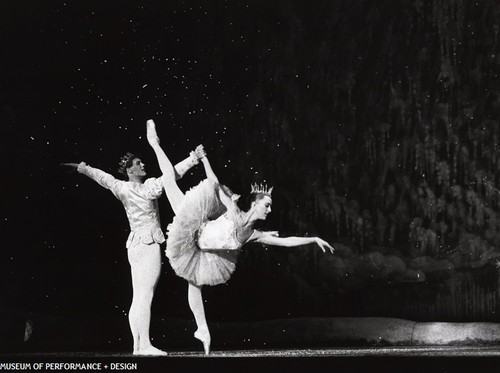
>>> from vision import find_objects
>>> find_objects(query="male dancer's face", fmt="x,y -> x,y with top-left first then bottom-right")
127,158 -> 147,179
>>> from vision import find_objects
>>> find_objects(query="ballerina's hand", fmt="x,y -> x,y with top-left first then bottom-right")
146,119 -> 160,147
315,237 -> 335,254
194,144 -> 206,159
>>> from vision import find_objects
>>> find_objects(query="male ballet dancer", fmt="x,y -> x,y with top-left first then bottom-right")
62,141 -> 204,355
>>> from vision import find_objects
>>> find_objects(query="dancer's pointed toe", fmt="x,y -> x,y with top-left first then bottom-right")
146,120 -> 160,146
194,330 -> 211,355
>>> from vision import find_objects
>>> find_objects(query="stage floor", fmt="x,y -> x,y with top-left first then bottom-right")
3,345 -> 500,358
2,348 -> 500,373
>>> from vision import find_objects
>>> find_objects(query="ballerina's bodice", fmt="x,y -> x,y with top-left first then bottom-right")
197,214 -> 242,251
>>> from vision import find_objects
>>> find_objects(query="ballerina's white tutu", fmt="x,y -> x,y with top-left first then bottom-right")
165,179 -> 244,286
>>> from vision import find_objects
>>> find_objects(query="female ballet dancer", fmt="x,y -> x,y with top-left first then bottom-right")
146,120 -> 334,355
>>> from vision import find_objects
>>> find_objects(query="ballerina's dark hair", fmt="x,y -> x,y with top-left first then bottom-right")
236,183 -> 274,212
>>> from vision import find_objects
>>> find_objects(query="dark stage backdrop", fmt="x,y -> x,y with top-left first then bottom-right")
1,0 -> 500,351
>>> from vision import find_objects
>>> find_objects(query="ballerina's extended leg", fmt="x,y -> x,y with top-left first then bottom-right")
146,120 -> 186,213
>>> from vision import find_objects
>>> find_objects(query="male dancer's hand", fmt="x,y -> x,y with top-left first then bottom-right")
60,162 -> 86,171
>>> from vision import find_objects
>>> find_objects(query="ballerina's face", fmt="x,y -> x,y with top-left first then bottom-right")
252,195 -> 273,220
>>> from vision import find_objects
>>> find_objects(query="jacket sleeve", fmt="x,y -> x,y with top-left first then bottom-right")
77,163 -> 122,197
142,177 -> 164,200
173,152 -> 199,179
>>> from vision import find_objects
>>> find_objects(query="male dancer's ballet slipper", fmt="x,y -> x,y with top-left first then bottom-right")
194,330 -> 211,355
134,346 -> 168,356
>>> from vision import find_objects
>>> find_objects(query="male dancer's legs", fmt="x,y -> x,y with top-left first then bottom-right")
127,242 -> 165,355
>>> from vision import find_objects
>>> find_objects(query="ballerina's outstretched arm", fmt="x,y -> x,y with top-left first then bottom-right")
197,151 -> 218,184
249,231 -> 335,254
197,152 -> 241,213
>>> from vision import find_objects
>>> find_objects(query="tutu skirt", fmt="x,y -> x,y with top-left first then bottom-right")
166,179 -> 241,286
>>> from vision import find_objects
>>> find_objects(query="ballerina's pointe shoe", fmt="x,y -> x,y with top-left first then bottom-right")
134,346 -> 168,356
194,330 -> 211,355
146,120 -> 160,146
